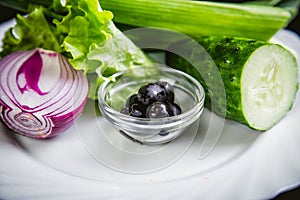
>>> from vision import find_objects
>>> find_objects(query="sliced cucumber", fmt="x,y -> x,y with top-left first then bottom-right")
166,36 -> 298,130
242,44 -> 298,130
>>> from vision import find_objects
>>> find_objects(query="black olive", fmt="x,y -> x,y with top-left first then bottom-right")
166,102 -> 182,116
129,103 -> 145,118
137,83 -> 167,106
125,94 -> 139,107
120,81 -> 182,120
146,102 -> 170,118
156,81 -> 175,102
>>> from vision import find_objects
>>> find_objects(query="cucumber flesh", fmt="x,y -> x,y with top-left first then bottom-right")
242,45 -> 298,130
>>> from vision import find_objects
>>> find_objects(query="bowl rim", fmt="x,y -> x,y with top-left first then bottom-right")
97,65 -> 205,124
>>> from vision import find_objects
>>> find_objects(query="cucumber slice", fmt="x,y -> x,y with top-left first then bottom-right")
166,36 -> 298,130
242,44 -> 298,130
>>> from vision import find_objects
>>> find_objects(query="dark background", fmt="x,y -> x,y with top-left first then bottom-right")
0,3 -> 299,200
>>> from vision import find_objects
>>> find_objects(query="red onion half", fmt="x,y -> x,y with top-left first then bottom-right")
0,48 -> 88,139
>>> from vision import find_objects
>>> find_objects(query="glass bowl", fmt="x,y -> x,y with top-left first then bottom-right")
97,64 -> 205,145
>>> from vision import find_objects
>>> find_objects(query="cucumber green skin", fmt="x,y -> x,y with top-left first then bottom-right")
166,36 -> 266,126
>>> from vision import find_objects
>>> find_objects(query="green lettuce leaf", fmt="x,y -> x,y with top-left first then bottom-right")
0,6 -> 63,56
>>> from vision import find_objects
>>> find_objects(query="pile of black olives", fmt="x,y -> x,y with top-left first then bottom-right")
120,81 -> 182,118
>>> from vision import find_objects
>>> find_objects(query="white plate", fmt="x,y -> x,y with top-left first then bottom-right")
1,19 -> 300,200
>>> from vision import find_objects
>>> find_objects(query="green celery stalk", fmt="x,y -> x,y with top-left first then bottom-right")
276,0 -> 300,19
244,0 -> 300,19
242,0 -> 283,6
101,0 -> 292,41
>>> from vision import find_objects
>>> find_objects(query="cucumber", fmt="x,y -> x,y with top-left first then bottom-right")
166,36 -> 298,130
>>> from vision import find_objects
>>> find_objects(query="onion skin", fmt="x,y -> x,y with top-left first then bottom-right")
0,48 -> 88,139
